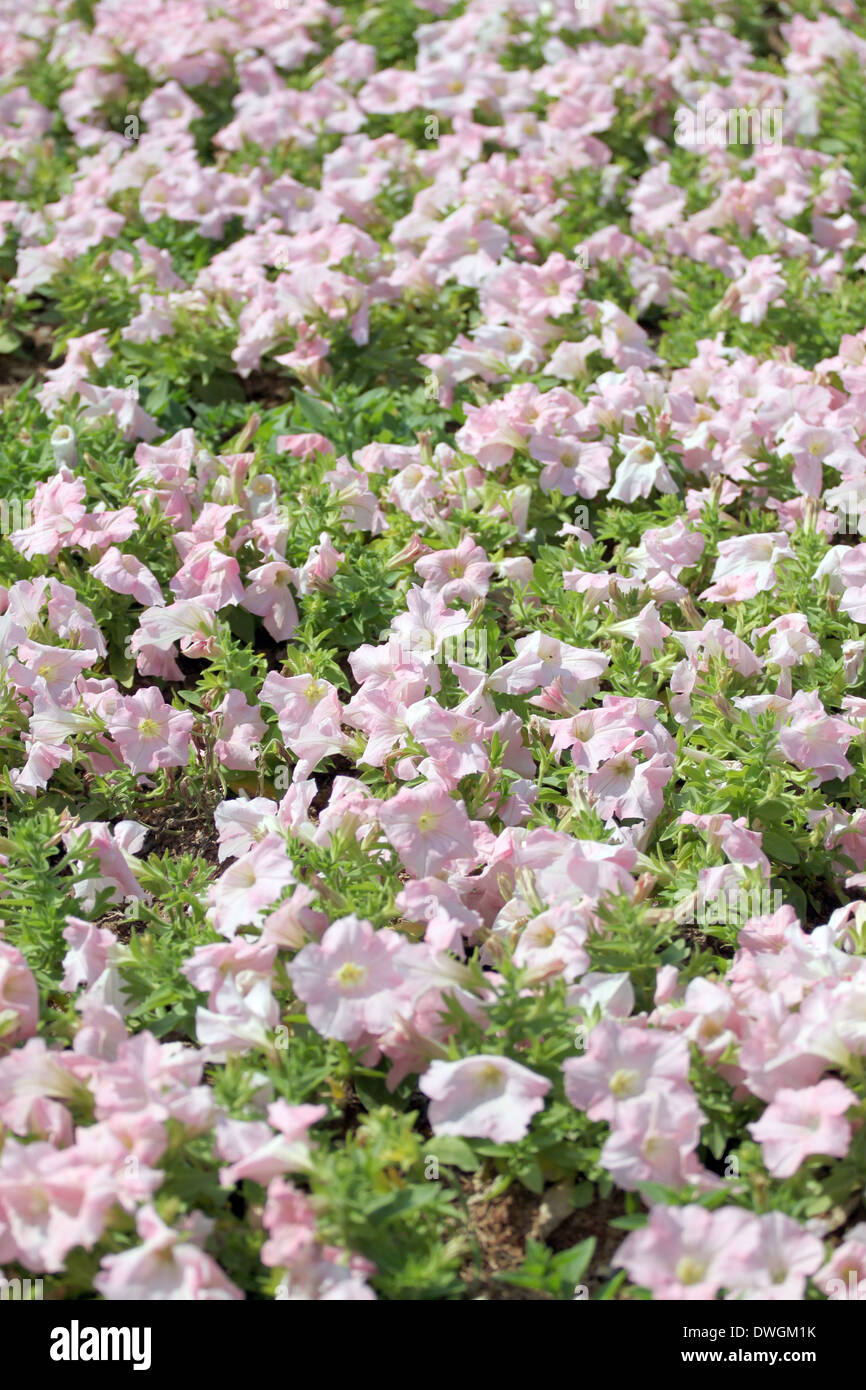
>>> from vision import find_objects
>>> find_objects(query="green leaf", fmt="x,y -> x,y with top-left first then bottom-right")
515,1158 -> 545,1194
554,1237 -> 596,1287
144,376 -> 172,413
598,1270 -> 627,1300
470,1139 -> 509,1158
609,1214 -> 649,1231
365,1184 -> 451,1223
226,606 -> 257,643
423,1136 -> 481,1172
108,647 -> 136,688
294,389 -> 338,439
353,1073 -> 390,1112
133,985 -> 180,1014
571,1181 -> 595,1208
760,830 -> 800,865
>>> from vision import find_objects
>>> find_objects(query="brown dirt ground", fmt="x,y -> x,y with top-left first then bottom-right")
0,330 -> 52,401
241,370 -> 298,410
93,796 -> 222,941
460,1172 -> 625,1300
94,903 -> 137,945
138,794 -> 223,866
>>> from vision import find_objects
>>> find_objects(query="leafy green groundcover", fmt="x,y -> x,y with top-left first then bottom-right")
2,0 -> 866,1301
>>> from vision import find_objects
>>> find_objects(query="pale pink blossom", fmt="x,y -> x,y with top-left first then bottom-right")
563,1020 -> 690,1122
420,1054 -> 551,1143
90,547 -> 164,606
748,1079 -> 856,1177
107,686 -> 194,774
377,783 -> 475,877
287,915 -> 403,1045
207,833 -> 294,938
616,1204 -> 761,1300
94,1205 -> 243,1300
212,689 -> 266,771
0,942 -> 39,1049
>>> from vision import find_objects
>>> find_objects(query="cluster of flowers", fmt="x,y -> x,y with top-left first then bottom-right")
4,0 -> 866,1302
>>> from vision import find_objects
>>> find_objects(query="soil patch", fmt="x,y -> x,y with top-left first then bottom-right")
460,1174 -> 626,1300
139,794 -> 222,866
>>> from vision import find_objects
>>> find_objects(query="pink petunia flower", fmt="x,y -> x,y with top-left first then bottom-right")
207,833 -> 294,938
616,1204 -> 761,1300
748,1079 -> 857,1177
106,686 -> 195,775
563,1020 -> 690,1122
94,1205 -> 243,1300
90,546 -> 164,607
419,1054 -> 551,1143
377,782 -> 475,877
0,941 -> 39,1049
211,689 -> 266,771
287,915 -> 403,1045
722,1211 -> 825,1301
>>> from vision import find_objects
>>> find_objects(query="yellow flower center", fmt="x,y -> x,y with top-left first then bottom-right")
675,1257 -> 707,1286
478,1063 -> 503,1087
609,1068 -> 640,1098
335,962 -> 366,987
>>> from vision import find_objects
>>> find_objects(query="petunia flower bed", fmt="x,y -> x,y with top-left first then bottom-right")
3,0 -> 866,1304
